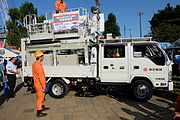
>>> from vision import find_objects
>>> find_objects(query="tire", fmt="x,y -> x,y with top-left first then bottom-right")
49,79 -> 69,99
131,80 -> 153,102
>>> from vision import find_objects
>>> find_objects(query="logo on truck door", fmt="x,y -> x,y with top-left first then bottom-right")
149,68 -> 162,71
143,68 -> 163,72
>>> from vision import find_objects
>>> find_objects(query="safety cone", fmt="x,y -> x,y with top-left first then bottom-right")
3,81 -> 10,96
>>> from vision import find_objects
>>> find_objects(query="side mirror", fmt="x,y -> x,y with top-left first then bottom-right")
174,55 -> 180,64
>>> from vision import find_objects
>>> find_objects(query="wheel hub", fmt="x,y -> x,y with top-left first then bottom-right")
135,84 -> 149,98
52,83 -> 63,96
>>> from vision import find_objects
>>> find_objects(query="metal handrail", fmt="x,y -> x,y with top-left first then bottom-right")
100,37 -> 153,43
28,22 -> 53,34
25,7 -> 90,38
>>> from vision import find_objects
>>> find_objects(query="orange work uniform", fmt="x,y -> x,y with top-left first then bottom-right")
32,60 -> 46,110
55,1 -> 66,13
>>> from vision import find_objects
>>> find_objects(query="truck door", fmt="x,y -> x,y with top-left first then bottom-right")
131,43 -> 168,87
100,44 -> 129,82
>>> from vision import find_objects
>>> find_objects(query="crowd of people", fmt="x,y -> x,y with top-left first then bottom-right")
0,51 -> 49,117
0,57 -> 22,98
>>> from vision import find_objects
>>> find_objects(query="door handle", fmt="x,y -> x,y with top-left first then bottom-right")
120,66 -> 125,69
134,66 -> 139,69
110,64 -> 114,66
103,66 -> 109,69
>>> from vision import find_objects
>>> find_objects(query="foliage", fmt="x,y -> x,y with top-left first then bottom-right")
19,1 -> 37,23
151,24 -> 180,42
6,20 -> 27,47
8,8 -> 20,25
6,33 -> 21,46
37,15 -> 46,23
6,2 -> 45,47
149,3 -> 180,42
103,13 -> 121,38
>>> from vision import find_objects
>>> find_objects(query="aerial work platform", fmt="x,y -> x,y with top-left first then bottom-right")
23,8 -> 104,44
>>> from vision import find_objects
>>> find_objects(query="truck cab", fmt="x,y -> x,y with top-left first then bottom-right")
93,38 -> 173,101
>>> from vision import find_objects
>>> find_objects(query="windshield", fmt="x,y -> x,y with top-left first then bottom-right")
133,43 -> 165,66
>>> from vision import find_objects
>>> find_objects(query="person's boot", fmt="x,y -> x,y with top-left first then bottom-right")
42,105 -> 50,111
31,88 -> 36,94
27,87 -> 31,92
36,110 -> 47,117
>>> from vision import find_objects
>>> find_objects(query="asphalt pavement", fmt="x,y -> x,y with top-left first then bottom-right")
0,79 -> 176,120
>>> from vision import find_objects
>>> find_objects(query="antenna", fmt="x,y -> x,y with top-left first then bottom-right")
129,28 -> 132,38
124,25 -> 126,38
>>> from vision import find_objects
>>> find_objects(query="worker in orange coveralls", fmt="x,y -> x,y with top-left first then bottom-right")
55,0 -> 66,13
32,51 -> 49,117
174,95 -> 180,120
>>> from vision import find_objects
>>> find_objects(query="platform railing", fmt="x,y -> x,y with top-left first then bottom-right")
24,8 -> 89,39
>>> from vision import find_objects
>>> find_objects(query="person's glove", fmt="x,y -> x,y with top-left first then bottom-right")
44,88 -> 48,93
44,82 -> 51,93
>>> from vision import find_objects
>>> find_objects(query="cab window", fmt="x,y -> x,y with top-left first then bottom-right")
104,44 -> 125,58
133,44 -> 165,66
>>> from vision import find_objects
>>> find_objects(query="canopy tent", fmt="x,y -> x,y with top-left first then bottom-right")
0,47 -> 21,60
168,39 -> 180,49
159,42 -> 171,50
165,39 -> 180,77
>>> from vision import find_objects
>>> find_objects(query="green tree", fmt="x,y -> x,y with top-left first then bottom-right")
8,8 -> 20,25
149,3 -> 180,42
103,13 -> 121,38
37,15 -> 46,23
6,2 -> 44,47
19,1 -> 37,23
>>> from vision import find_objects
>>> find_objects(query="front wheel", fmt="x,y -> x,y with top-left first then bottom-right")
131,80 -> 153,102
49,79 -> 69,99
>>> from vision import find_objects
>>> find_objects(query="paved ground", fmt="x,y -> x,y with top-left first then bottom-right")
0,80 -> 177,120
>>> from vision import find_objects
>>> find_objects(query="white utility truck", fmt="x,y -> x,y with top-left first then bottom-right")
21,6 -> 173,101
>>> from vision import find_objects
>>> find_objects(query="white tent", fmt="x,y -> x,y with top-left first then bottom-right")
0,47 -> 21,60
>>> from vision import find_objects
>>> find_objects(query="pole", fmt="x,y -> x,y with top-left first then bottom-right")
129,28 -> 132,38
124,25 -> 126,38
138,12 -> 143,37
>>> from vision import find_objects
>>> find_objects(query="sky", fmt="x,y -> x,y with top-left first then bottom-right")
0,0 -> 180,37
